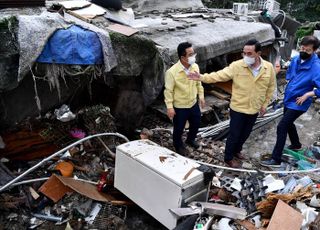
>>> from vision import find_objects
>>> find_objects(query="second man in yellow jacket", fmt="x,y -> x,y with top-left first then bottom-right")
189,39 -> 276,168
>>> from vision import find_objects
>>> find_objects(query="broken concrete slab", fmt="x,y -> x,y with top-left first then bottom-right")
122,0 -> 204,12
139,17 -> 274,65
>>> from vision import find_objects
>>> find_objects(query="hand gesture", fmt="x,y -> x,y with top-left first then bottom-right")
296,94 -> 309,105
188,71 -> 201,81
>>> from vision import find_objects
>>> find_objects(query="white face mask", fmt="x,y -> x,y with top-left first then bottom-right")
243,55 -> 255,66
188,55 -> 196,65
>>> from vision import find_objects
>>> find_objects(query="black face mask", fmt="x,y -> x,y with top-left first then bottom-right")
300,51 -> 312,60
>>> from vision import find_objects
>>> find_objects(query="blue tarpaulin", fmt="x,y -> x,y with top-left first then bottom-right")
37,25 -> 103,65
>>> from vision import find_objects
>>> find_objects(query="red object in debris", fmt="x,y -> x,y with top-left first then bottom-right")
210,195 -> 220,200
316,184 -> 320,189
97,171 -> 114,192
97,172 -> 107,192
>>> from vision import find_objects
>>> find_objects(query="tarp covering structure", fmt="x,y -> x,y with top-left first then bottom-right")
17,12 -> 117,82
37,25 -> 104,65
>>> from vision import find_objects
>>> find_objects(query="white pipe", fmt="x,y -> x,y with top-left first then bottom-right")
11,177 -> 98,187
0,132 -> 129,192
196,160 -> 320,174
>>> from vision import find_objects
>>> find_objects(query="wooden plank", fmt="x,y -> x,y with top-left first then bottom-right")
38,175 -> 74,203
212,81 -> 233,94
207,89 -> 230,100
0,129 -> 58,161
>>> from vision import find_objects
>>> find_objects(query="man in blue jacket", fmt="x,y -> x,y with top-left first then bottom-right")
261,36 -> 320,167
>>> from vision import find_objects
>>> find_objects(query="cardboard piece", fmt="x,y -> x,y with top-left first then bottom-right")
39,175 -> 74,202
267,200 -> 303,230
107,24 -> 139,37
56,175 -> 114,202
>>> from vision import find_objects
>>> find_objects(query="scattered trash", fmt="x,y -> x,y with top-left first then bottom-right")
263,175 -> 285,193
217,218 -> 233,230
32,213 -> 63,222
297,201 -> 318,230
54,104 -> 76,122
55,161 -> 74,177
84,202 -> 102,224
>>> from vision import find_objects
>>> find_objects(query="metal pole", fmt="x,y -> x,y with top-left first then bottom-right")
0,132 -> 129,192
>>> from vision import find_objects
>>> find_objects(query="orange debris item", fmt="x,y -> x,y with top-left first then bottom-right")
55,161 -> 74,177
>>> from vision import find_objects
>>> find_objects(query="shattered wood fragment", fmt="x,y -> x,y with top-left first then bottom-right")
0,194 -> 27,210
208,89 -> 230,100
0,129 -> 57,160
256,186 -> 313,218
213,81 -> 233,94
29,187 -> 40,200
38,175 -> 74,203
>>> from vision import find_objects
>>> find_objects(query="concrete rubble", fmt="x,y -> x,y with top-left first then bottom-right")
0,101 -> 319,229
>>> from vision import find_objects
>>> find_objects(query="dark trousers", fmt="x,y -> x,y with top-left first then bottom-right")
173,103 -> 201,151
272,107 -> 304,162
225,109 -> 258,161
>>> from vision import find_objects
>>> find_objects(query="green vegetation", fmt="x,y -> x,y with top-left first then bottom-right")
202,0 -> 320,23
0,16 -> 17,32
109,32 -> 157,56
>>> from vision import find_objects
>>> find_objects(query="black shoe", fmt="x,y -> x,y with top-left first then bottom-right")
185,140 -> 200,149
176,146 -> 189,156
260,158 -> 281,167
287,145 -> 302,151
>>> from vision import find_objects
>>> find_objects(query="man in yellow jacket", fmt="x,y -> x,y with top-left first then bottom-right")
164,42 -> 205,155
189,39 -> 276,168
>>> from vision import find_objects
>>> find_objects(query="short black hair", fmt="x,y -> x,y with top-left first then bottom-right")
177,42 -> 192,59
300,36 -> 320,50
244,39 -> 261,52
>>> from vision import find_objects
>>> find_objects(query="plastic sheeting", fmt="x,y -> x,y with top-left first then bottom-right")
17,12 -> 117,82
37,25 -> 103,65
